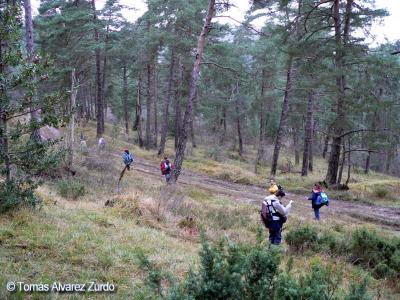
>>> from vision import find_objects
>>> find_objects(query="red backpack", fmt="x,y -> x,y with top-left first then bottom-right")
160,161 -> 172,175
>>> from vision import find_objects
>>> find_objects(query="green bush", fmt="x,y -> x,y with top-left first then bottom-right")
56,179 -> 85,200
286,225 -> 400,280
136,233 -> 373,299
0,179 -> 39,213
373,186 -> 389,198
286,225 -> 319,253
350,228 -> 400,279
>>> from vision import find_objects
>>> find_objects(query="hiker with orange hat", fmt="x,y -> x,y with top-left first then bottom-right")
122,149 -> 134,171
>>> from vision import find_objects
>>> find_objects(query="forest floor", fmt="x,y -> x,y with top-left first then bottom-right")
1,122 -> 400,299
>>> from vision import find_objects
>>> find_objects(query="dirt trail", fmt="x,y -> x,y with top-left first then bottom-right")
124,156 -> 400,232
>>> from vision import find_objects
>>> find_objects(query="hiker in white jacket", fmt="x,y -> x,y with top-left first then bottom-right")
261,186 -> 293,245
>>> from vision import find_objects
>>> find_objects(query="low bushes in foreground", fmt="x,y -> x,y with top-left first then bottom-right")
286,225 -> 400,281
134,232 -> 373,300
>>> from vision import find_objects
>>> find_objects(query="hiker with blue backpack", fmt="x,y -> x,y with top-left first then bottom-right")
307,183 -> 329,220
260,185 -> 293,245
123,149 -> 134,171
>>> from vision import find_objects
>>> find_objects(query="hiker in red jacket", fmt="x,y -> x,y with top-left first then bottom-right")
160,157 -> 174,183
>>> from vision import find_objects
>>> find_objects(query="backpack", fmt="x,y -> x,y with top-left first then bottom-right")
316,192 -> 329,206
260,200 -> 273,228
123,153 -> 133,165
160,161 -> 171,175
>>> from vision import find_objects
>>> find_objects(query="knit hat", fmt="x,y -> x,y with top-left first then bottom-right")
268,184 -> 279,194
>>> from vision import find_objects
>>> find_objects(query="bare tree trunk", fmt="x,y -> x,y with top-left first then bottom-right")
345,138 -> 351,186
302,91 -> 314,176
153,68 -> 158,147
234,82 -> 243,157
135,74 -> 144,147
174,58 -> 183,150
102,21 -> 111,117
158,50 -> 175,155
322,127 -> 331,158
255,71 -> 266,172
67,69 -> 77,168
92,0 -> 104,138
364,150 -> 371,174
271,55 -> 294,176
173,0 -> 215,181
23,0 -> 41,141
146,61 -> 154,149
309,119 -> 315,172
337,143 -> 346,185
122,63 -> 129,135
293,127 -> 300,165
219,106 -> 227,145
190,117 -> 196,148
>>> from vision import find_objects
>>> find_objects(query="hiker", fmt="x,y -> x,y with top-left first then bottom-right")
98,137 -> 106,151
80,139 -> 88,154
160,157 -> 174,183
261,185 -> 293,245
307,183 -> 329,221
123,149 -> 134,171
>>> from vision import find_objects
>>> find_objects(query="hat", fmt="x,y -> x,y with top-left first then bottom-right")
268,184 -> 279,194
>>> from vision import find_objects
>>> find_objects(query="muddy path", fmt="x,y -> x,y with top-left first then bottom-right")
122,156 -> 400,232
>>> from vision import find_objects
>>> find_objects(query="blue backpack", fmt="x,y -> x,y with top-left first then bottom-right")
123,153 -> 133,165
316,192 -> 329,206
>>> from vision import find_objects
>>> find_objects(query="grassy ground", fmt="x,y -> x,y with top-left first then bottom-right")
1,122 -> 399,298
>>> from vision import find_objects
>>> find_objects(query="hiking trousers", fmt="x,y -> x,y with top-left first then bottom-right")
268,221 -> 283,245
314,208 -> 320,220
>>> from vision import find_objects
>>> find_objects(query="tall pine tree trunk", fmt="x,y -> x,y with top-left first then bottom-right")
122,63 -> 129,135
174,58 -> 183,150
145,61 -> 154,149
302,91 -> 314,176
23,0 -> 41,141
173,0 -> 215,181
255,71 -> 266,172
326,0 -> 353,185
159,50 -> 175,155
293,127 -> 300,165
92,0 -> 104,138
234,82 -> 243,157
271,55 -> 294,176
309,119 -> 315,172
135,73 -> 144,147
102,19 -> 111,117
153,68 -> 158,147
67,69 -> 77,169
322,127 -> 331,158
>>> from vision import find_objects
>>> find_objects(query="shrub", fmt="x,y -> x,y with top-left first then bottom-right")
0,179 -> 39,213
286,225 -> 319,253
350,228 -> 400,279
373,186 -> 389,198
169,234 -> 281,299
287,225 -> 400,281
56,179 -> 85,200
137,234 -> 372,299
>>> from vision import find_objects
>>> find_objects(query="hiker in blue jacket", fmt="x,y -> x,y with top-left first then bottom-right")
307,182 -> 328,220
123,149 -> 134,171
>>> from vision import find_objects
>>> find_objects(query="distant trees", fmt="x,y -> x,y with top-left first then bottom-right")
29,0 -> 400,184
